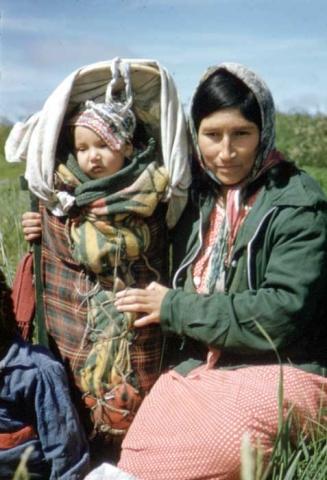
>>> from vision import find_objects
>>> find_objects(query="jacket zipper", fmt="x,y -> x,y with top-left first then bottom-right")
247,207 -> 277,289
173,210 -> 204,289
174,206 -> 277,292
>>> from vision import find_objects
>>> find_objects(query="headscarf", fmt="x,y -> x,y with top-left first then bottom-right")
189,62 -> 276,183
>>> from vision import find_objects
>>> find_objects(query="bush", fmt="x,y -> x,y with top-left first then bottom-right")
0,124 -> 25,180
276,113 -> 327,169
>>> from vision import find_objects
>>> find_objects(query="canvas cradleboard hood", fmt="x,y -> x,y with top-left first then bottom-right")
5,57 -> 191,229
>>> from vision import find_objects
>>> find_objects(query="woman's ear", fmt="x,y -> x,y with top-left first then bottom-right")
124,141 -> 133,158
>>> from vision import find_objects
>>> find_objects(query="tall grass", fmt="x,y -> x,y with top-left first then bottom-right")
0,181 -> 29,284
240,320 -> 327,480
0,124 -> 25,181
241,408 -> 327,480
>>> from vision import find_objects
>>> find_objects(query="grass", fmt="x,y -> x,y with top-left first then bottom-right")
0,181 -> 29,284
241,408 -> 327,480
239,322 -> 327,480
0,124 -> 25,181
0,124 -> 30,281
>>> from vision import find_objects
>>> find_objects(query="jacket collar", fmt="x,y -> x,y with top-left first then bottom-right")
179,169 -> 327,276
232,169 -> 327,254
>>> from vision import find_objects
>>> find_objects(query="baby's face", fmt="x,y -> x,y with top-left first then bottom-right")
74,126 -> 132,179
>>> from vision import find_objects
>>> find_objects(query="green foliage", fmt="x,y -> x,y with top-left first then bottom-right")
0,124 -> 12,153
241,321 -> 327,480
241,409 -> 327,480
0,124 -> 25,180
276,113 -> 327,169
0,181 -> 29,284
302,165 -> 327,193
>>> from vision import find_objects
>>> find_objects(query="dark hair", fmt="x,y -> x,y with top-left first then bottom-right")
192,69 -> 262,132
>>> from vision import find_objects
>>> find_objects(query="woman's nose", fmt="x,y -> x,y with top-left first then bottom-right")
219,136 -> 236,161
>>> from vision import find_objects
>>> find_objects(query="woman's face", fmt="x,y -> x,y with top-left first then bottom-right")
197,108 -> 260,186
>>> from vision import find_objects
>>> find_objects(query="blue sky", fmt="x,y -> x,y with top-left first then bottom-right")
1,0 -> 327,121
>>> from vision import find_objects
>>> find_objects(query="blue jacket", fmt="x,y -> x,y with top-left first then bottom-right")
0,336 -> 90,479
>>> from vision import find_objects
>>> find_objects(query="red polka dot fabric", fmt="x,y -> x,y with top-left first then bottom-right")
118,365 -> 326,480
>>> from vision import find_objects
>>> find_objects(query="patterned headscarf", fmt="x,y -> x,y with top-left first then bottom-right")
189,62 -> 276,181
69,100 -> 136,152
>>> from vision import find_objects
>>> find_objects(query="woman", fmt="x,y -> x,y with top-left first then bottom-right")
114,63 -> 327,479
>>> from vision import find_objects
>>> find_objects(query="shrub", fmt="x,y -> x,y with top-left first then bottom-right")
276,113 -> 327,169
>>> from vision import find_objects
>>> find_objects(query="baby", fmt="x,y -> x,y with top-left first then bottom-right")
56,99 -> 168,279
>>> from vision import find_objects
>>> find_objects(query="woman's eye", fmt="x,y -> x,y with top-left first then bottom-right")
235,130 -> 249,137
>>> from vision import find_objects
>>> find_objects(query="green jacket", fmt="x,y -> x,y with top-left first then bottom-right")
162,167 -> 327,376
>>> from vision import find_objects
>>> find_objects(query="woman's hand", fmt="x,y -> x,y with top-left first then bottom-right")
21,212 -> 42,242
115,282 -> 169,327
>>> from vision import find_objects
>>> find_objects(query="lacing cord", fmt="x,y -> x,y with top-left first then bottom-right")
105,57 -> 133,113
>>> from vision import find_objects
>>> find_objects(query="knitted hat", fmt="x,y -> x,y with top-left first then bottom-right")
69,100 -> 136,152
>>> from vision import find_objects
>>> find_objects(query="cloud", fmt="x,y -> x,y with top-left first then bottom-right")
24,38 -> 134,70
2,15 -> 60,35
121,0 -> 219,8
2,0 -> 326,120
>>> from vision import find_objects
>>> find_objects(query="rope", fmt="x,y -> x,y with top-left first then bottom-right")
105,57 -> 133,112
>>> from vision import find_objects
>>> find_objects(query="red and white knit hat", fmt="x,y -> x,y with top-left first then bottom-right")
69,100 -> 136,152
